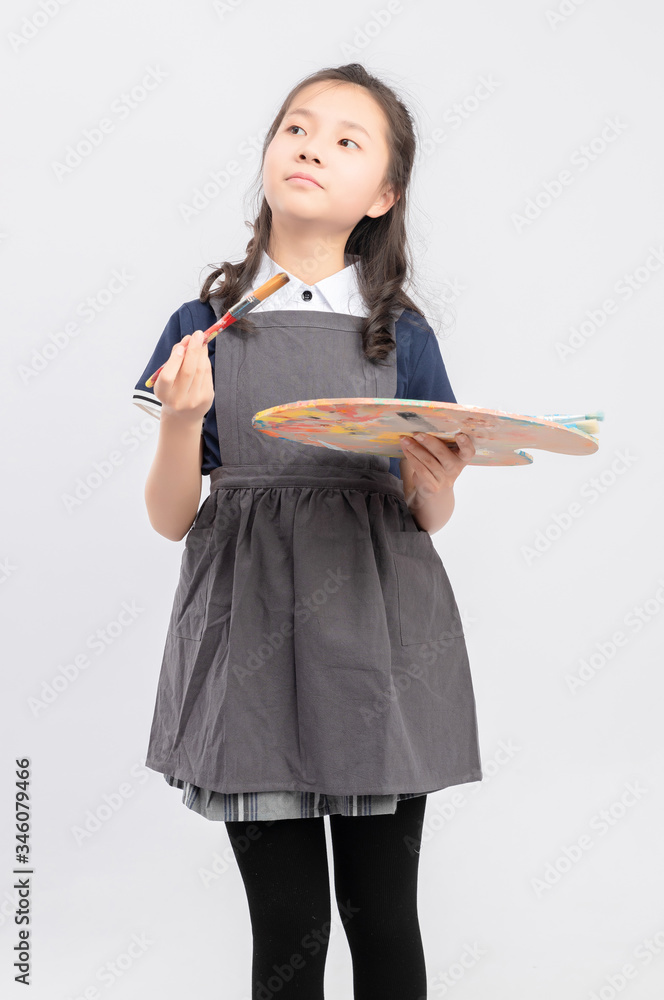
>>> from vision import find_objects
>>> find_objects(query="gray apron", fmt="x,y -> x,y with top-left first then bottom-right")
144,308 -> 482,795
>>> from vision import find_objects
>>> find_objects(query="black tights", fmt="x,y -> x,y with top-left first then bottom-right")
226,794 -> 428,999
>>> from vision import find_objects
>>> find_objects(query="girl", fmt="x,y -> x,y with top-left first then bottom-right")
133,63 -> 482,999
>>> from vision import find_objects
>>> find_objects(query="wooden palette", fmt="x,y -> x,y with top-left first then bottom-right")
252,398 -> 604,467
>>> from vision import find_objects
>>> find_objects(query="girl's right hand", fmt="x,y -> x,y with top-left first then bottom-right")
152,330 -> 215,424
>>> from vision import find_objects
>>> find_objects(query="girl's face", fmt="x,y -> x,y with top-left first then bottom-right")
263,81 -> 397,238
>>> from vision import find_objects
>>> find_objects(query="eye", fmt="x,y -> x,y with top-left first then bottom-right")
284,125 -> 360,149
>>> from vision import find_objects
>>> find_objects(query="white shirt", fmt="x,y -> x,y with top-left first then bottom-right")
131,251 -> 368,420
246,250 -> 369,317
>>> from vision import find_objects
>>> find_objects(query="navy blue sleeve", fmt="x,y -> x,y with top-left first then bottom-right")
407,328 -> 457,404
131,304 -> 196,418
388,323 -> 457,481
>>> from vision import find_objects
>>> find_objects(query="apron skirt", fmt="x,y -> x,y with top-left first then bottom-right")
144,308 -> 482,796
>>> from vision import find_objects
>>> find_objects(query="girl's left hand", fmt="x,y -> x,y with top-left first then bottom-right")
400,432 -> 476,495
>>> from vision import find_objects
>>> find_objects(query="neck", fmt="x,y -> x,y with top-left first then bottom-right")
267,226 -> 354,284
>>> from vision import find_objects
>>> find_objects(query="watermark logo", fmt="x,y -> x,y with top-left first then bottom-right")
51,67 -> 168,180
28,601 -> 145,717
340,2 -> 404,58
511,117 -> 628,233
565,579 -> 664,693
18,269 -> 134,384
8,0 -> 75,53
555,245 -> 664,361
521,448 -> 637,566
530,781 -> 648,898
418,75 -> 502,164
546,0 -> 592,30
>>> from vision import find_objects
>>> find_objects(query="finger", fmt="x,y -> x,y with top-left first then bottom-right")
414,435 -> 457,472
155,337 -> 192,385
455,433 -> 476,460
190,334 -> 213,383
403,448 -> 440,491
423,434 -> 468,466
173,331 -> 207,389
191,353 -> 213,398
178,331 -> 203,364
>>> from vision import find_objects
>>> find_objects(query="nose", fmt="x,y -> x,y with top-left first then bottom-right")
296,137 -> 321,164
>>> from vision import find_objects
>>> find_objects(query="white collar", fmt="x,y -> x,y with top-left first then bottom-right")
249,249 -> 368,316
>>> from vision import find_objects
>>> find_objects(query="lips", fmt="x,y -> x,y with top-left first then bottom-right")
287,173 -> 322,188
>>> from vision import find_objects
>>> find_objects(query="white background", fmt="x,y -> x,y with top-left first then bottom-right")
2,0 -> 663,997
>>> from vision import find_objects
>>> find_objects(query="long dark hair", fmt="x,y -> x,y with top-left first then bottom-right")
199,63 -> 427,363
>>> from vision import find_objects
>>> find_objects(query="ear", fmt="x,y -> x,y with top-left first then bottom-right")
366,186 -> 400,218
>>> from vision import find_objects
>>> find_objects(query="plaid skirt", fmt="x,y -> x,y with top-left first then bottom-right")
162,773 -> 423,821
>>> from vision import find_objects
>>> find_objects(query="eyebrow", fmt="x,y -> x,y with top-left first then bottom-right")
284,107 -> 372,141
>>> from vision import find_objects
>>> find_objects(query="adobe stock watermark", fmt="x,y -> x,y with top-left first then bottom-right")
61,417 -> 158,514
360,656 -> 446,728
554,244 -> 664,362
287,235 -> 347,282
230,563 -> 352,685
18,269 -> 134,384
403,738 -> 520,855
545,0 -> 592,30
8,0 -> 75,53
433,276 -> 466,309
565,578 -> 664,694
530,780 -> 647,898
400,740 -> 519,878
51,66 -> 169,181
70,761 -> 151,847
236,905 -> 360,1000
27,600 -> 145,717
424,276 -> 468,343
234,902 -> 362,1000
511,116 -> 628,233
520,447 -> 637,566
467,736 -> 520,793
0,881 -> 30,931
199,820 -> 277,890
418,74 -> 502,166
197,411 -> 379,543
62,931 -> 155,999
0,557 -> 17,584
430,942 -> 486,996
178,125 -> 269,223
360,605 -> 475,728
588,925 -> 664,1000
340,2 -> 404,59
200,437 -> 346,542
212,0 -> 248,19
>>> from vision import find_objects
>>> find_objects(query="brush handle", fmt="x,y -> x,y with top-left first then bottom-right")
538,411 -> 605,436
144,273 -> 289,388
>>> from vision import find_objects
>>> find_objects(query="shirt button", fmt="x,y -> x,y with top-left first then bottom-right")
301,290 -> 313,301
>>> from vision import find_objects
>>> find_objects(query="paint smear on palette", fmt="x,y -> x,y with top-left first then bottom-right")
312,439 -> 347,451
252,398 -> 604,468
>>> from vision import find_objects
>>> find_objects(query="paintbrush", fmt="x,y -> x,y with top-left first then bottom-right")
145,272 -> 290,388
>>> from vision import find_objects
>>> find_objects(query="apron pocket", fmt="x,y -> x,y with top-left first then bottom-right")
386,528 -> 464,646
294,525 -> 392,672
167,493 -> 217,641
